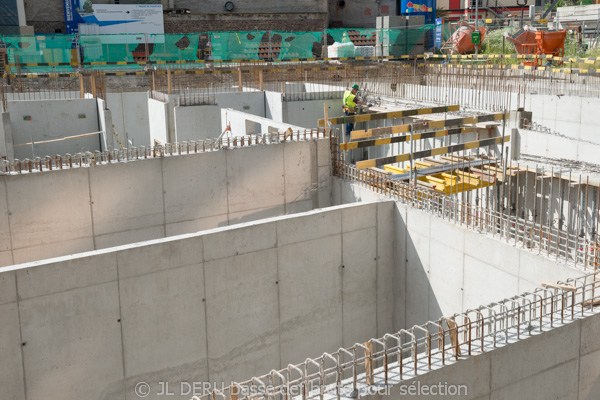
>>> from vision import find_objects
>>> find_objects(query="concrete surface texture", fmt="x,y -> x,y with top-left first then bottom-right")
0,200 -> 393,400
334,178 -> 584,330
0,138 -> 333,266
6,98 -> 101,159
359,309 -> 600,400
106,92 -> 151,147
221,109 -> 306,136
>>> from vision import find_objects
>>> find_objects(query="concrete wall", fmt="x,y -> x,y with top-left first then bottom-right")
174,105 -> 221,141
0,113 -> 15,160
283,98 -> 338,128
148,98 -> 168,145
0,200 -> 393,400
0,139 -> 332,266
335,179 -> 583,331
106,92 -> 150,147
7,98 -> 101,159
221,109 -> 305,136
365,310 -> 600,400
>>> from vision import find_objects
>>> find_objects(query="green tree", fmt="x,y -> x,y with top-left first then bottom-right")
82,0 -> 94,14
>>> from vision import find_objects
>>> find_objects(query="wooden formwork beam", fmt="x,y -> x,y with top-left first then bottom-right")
317,105 -> 460,127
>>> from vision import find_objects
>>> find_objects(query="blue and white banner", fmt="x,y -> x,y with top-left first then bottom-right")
63,1 -> 164,35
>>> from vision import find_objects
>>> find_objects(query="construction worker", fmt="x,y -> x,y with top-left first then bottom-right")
343,84 -> 372,138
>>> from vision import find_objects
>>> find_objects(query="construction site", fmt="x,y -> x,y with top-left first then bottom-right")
3,7 -> 600,400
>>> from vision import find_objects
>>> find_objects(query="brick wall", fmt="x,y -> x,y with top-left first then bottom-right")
163,13 -> 328,33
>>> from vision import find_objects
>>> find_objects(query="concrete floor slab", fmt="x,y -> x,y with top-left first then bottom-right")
116,236 -> 203,280
19,282 -> 124,400
203,221 -> 276,262
119,264 -> 206,378
0,302 -> 25,400
162,152 -> 228,225
90,158 -> 165,236
16,252 -> 117,300
342,228 -> 377,347
205,248 -> 279,383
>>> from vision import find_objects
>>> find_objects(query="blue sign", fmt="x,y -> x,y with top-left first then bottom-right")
435,18 -> 443,50
63,0 -> 85,34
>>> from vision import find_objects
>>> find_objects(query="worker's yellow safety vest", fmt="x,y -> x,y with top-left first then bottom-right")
343,90 -> 356,112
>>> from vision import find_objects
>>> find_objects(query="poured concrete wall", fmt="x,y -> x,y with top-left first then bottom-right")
7,98 -> 100,159
0,139 -> 332,266
148,98 -> 168,144
0,200 -> 393,400
363,310 -> 600,400
174,105 -> 221,141
106,92 -> 150,147
221,109 -> 305,136
335,179 -> 583,330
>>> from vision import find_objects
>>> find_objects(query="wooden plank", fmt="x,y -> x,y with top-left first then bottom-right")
542,282 -> 577,292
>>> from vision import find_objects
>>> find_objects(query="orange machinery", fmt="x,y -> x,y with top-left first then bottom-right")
507,28 -> 566,66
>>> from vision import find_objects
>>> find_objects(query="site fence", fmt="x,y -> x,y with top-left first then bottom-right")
0,25 -> 448,73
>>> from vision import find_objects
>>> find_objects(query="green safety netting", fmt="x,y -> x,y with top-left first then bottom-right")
1,24 -> 455,73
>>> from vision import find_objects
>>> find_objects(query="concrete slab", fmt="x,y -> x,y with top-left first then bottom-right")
89,159 -> 165,236
342,228 -> 377,347
490,320 -> 579,390
19,282 -> 124,400
0,270 -> 16,305
284,141 -> 315,204
203,221 -> 276,261
490,358 -> 578,400
5,168 -> 93,251
464,230 -> 519,277
165,214 -> 229,236
95,225 -> 165,250
462,255 -> 519,311
12,237 -> 95,265
0,302 -> 25,400
116,236 -> 203,280
226,145 -> 285,214
119,264 -> 206,378
162,152 -> 228,225
578,347 -> 600,400
16,252 -> 117,300
0,180 -> 11,252
278,234 -> 343,365
342,202 -> 377,233
204,248 -> 279,383
428,242 -> 463,316
277,208 -> 341,246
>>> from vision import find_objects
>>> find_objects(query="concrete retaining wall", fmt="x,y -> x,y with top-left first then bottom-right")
0,139 -> 332,266
0,200 -> 394,400
221,109 -> 305,136
364,310 -> 600,400
148,98 -> 168,145
106,92 -> 150,147
335,179 -> 583,330
7,98 -> 101,159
